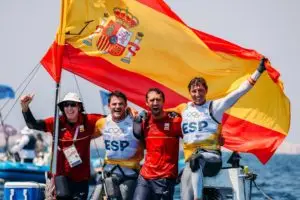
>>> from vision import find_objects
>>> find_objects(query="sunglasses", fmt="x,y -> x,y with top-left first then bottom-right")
63,102 -> 78,108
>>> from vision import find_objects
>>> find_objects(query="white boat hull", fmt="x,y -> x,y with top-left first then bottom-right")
203,168 -> 250,200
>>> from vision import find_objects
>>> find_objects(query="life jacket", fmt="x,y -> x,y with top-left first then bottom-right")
181,101 -> 221,161
97,114 -> 143,170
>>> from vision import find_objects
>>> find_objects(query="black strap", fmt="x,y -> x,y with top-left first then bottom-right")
187,148 -> 221,162
104,164 -> 138,181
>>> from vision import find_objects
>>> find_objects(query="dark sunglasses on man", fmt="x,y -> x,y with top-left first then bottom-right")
63,101 -> 78,108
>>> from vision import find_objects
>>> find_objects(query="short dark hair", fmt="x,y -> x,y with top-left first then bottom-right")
108,90 -> 127,104
188,77 -> 208,91
146,88 -> 165,102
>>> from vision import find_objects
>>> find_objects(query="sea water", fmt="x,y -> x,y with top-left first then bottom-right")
1,153 -> 299,199
173,153 -> 300,200
90,153 -> 300,200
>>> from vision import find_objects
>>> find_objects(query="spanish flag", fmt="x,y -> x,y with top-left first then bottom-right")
41,0 -> 290,164
41,0 -> 68,83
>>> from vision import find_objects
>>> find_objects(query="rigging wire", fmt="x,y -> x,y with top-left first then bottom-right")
243,166 -> 273,200
93,139 -> 104,166
72,73 -> 104,167
3,64 -> 41,121
73,74 -> 85,105
252,179 -> 273,200
0,63 -> 41,112
249,178 -> 253,200
252,180 -> 273,200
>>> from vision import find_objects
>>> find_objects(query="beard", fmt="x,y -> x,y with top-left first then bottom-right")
150,107 -> 163,116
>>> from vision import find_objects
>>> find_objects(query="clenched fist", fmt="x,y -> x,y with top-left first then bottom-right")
20,94 -> 34,112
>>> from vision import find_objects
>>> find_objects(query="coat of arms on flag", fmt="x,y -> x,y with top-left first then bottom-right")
83,7 -> 144,64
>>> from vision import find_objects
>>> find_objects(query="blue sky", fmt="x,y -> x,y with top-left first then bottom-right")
0,0 -> 299,144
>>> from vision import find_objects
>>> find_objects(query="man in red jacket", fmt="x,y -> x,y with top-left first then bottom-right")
21,92 -> 103,200
133,88 -> 182,200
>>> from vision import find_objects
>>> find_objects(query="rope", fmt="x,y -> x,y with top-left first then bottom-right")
0,63 -> 41,112
89,139 -> 106,200
252,179 -> 273,200
3,64 -> 41,121
73,74 -> 85,104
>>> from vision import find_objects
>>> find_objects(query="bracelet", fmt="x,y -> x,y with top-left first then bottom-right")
247,77 -> 256,86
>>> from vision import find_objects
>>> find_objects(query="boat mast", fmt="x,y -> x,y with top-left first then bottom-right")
51,83 -> 60,174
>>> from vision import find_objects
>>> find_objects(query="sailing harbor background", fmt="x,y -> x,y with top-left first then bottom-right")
0,0 -> 300,200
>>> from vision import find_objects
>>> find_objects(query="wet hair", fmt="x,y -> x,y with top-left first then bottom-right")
108,90 -> 127,104
188,77 -> 208,91
146,88 -> 165,102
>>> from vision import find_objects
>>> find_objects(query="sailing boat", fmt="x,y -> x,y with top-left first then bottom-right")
0,85 -> 49,184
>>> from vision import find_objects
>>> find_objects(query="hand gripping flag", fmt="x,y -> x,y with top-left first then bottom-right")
41,0 -> 290,164
99,89 -> 110,115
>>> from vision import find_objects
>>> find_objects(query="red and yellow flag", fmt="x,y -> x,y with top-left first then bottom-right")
40,0 -> 70,83
41,0 -> 290,164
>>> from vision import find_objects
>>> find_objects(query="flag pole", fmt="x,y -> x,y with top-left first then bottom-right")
48,0 -> 66,176
51,82 -> 60,175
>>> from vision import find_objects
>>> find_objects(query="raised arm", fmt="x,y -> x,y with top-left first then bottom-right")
212,58 -> 267,122
20,94 -> 46,131
133,120 -> 143,140
131,110 -> 149,140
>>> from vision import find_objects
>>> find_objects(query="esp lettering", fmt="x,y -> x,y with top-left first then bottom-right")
104,140 -> 130,151
182,121 -> 208,134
